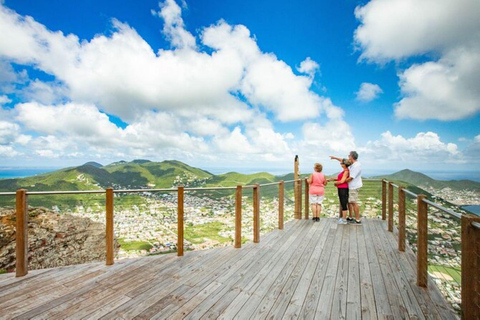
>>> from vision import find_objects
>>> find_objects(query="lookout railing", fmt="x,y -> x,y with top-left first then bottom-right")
0,168 -> 479,318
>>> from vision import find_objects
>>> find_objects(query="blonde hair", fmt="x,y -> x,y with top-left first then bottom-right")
314,163 -> 323,172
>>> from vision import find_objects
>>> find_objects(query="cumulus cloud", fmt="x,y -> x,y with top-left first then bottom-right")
354,0 -> 480,120
362,131 -> 460,163
0,94 -> 10,105
297,57 -> 320,78
356,82 -> 382,102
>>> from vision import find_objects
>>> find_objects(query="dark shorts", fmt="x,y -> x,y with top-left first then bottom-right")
338,188 -> 349,211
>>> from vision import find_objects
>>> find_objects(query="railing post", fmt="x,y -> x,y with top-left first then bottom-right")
461,214 -> 480,319
294,180 -> 300,220
106,188 -> 114,265
304,178 -> 309,219
417,194 -> 428,287
382,179 -> 386,220
15,189 -> 28,277
278,181 -> 284,230
253,184 -> 260,243
388,182 -> 394,232
235,185 -> 242,248
298,179 -> 303,220
177,186 -> 184,256
398,186 -> 406,252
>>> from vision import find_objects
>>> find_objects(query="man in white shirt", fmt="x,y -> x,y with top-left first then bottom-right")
346,151 -> 362,225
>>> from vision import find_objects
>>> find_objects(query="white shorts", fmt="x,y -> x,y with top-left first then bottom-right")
309,194 -> 324,204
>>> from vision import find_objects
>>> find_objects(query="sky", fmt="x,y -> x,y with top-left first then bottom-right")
0,0 -> 479,175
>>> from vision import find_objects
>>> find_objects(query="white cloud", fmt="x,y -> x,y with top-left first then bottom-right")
0,145 -> 20,157
0,94 -> 10,104
356,82 -> 382,102
354,0 -> 480,120
362,131 -> 460,163
297,57 -> 320,78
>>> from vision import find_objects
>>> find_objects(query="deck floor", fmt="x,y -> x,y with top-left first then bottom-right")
0,219 -> 456,319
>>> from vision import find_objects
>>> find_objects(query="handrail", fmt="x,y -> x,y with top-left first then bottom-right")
403,189 -> 418,197
422,199 -> 462,219
27,190 -> 106,195
0,192 -> 16,196
114,188 -> 176,193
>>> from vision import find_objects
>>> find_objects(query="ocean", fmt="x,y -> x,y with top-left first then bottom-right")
462,205 -> 480,216
0,167 -> 59,179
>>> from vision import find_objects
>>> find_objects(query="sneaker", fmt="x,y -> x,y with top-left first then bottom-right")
338,218 -> 347,225
350,219 -> 362,225
346,217 -> 354,222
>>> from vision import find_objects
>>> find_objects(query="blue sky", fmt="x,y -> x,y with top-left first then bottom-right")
0,0 -> 479,175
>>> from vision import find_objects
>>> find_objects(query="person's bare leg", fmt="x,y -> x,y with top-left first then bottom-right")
348,203 -> 354,218
310,204 -> 316,219
318,204 -> 322,218
342,210 -> 347,219
353,202 -> 360,220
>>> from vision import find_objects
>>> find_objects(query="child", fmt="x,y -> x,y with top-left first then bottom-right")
307,163 -> 327,222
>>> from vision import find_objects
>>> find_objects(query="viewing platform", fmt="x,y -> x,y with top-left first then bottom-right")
0,218 -> 457,319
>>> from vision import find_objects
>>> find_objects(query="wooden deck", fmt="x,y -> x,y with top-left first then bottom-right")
0,219 -> 457,319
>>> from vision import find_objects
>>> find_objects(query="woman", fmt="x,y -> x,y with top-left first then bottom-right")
307,163 -> 327,222
328,158 -> 351,224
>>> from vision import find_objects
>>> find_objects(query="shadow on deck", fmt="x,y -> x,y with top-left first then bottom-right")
0,218 -> 456,319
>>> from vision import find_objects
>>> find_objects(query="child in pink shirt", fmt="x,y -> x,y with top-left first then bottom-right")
307,163 -> 327,221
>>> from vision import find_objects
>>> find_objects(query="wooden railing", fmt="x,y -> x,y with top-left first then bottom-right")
381,179 -> 480,319
0,178 -> 311,277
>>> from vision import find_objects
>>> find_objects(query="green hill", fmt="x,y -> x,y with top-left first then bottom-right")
373,169 -> 480,191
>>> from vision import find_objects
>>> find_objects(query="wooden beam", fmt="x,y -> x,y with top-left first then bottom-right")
15,189 -> 28,277
278,181 -> 284,230
177,186 -> 184,256
388,182 -> 393,232
253,184 -> 260,243
304,179 -> 309,220
381,180 -> 386,220
106,188 -> 114,265
235,185 -> 242,248
298,178 -> 302,220
398,186 -> 406,252
461,214 -> 480,320
416,194 -> 428,288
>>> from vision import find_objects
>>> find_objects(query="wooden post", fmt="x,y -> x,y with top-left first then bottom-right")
253,184 -> 260,243
398,186 -> 406,252
304,179 -> 309,220
461,214 -> 480,320
177,186 -> 184,256
388,182 -> 394,232
381,180 -> 386,220
235,185 -> 242,248
417,194 -> 428,287
298,179 -> 303,220
15,189 -> 28,277
106,188 -> 114,265
294,155 -> 299,219
278,181 -> 284,230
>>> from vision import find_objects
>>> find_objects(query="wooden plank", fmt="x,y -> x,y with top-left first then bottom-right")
267,218 -> 330,319
245,219 -> 325,319
388,182 -> 393,232
314,222 -> 344,319
282,219 -> 332,319
106,188 -> 114,265
297,219 -> 337,320
330,222 -> 349,319
364,220 -> 408,319
361,220 -> 393,319
371,219 -> 426,319
178,185 -> 184,256
182,221 -> 310,319
235,185 -> 242,247
346,225 -> 361,320
15,189 -> 28,277
417,194 -> 428,287
355,221 -> 378,320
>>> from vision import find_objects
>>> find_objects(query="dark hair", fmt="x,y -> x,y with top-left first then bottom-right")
349,151 -> 358,160
341,159 -> 351,167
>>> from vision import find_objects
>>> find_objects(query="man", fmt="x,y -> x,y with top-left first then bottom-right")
345,151 -> 362,225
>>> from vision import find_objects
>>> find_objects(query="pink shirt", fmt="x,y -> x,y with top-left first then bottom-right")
309,172 -> 325,195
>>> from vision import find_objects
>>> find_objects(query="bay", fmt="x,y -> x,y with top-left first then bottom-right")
462,205 -> 480,216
